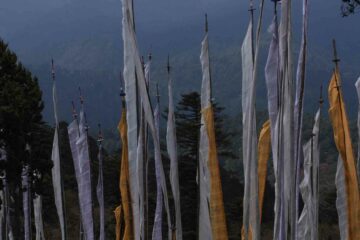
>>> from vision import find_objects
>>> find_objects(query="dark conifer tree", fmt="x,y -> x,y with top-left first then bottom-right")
0,40 -> 50,237
173,91 -> 237,239
341,0 -> 360,16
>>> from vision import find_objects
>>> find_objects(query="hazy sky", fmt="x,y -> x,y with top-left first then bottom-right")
1,0 -> 359,126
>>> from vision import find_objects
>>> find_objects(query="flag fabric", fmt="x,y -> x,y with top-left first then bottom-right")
277,0 -> 295,239
136,112 -> 145,240
265,15 -> 279,168
114,206 -> 123,240
166,71 -> 182,240
51,67 -> 67,240
335,156 -> 348,240
152,100 -> 164,240
355,76 -> 360,180
0,189 -> 4,238
241,19 -> 260,240
294,1 -> 309,237
75,107 -> 95,240
198,33 -> 212,240
22,165 -> 31,240
297,109 -> 321,240
137,56 -> 151,240
122,0 -> 172,237
264,14 -> 281,240
0,145 -> 13,240
67,119 -> 81,185
121,0 -> 141,237
328,68 -> 360,240
33,194 -> 46,240
257,120 -> 271,222
199,32 -> 228,240
118,103 -> 134,240
96,142 -> 105,240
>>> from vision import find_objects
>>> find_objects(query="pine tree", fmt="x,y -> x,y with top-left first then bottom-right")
0,40 -> 50,238
174,91 -> 237,239
341,0 -> 360,16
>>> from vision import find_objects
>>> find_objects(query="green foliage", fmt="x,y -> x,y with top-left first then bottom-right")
0,39 -> 45,179
0,40 -> 50,238
341,0 -> 360,16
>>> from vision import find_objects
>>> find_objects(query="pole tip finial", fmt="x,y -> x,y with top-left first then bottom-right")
156,82 -> 160,103
249,0 -> 256,12
119,72 -> 126,97
71,101 -> 77,119
205,13 -> 208,33
167,54 -> 171,73
97,123 -> 104,142
332,39 -> 340,64
319,84 -> 324,105
51,59 -> 55,79
78,87 -> 84,104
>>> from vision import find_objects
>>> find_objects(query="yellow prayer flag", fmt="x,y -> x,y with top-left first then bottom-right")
257,120 -> 271,222
118,107 -> 134,240
204,106 -> 229,240
114,205 -> 122,240
328,68 -> 360,240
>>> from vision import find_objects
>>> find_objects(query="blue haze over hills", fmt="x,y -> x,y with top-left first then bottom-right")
0,0 -> 359,128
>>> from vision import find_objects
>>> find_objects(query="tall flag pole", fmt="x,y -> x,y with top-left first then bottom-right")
96,124 -> 105,240
355,76 -> 360,181
152,83 -> 163,240
241,3 -> 257,239
21,164 -> 31,240
166,56 -> 183,240
122,0 -> 173,238
264,2 -> 281,238
51,60 -> 68,240
328,40 -> 360,240
137,54 -> 152,240
144,54 -> 152,240
294,0 -> 309,238
121,0 -> 140,238
297,89 -> 322,240
33,170 -> 46,240
76,90 -> 95,239
67,102 -> 83,239
241,0 -> 265,238
198,14 -> 228,240
117,87 -> 134,239
0,142 -> 13,240
276,0 -> 295,239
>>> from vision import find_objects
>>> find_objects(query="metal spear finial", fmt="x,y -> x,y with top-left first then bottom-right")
71,101 -> 78,119
156,82 -> 160,104
319,83 -> 324,105
141,56 -> 145,70
332,39 -> 340,65
51,59 -> 55,81
167,54 -> 171,74
79,87 -> 84,105
272,0 -> 280,14
97,123 -> 104,143
205,14 -> 208,33
249,0 -> 256,13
